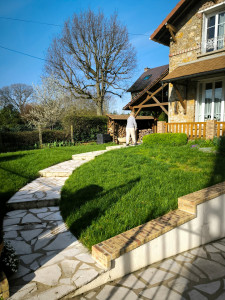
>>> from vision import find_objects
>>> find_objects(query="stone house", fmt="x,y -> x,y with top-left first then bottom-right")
150,0 -> 225,124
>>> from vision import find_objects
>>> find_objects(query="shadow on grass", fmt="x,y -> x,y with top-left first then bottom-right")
61,178 -> 141,240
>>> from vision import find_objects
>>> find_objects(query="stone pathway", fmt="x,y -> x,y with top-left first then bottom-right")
71,238 -> 225,300
4,150 -> 113,300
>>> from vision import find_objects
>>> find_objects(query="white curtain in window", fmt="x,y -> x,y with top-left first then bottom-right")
204,83 -> 213,120
214,81 -> 222,120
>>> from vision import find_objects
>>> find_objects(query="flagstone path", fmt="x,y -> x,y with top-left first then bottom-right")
4,149 -> 115,300
71,237 -> 225,300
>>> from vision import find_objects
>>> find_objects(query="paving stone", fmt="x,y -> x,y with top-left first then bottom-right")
158,259 -> 199,282
213,242 -> 225,252
3,225 -> 23,231
75,253 -> 95,264
43,211 -> 62,221
139,285 -> 185,300
62,248 -> 83,257
210,253 -> 225,265
20,253 -> 43,264
49,207 -> 60,211
43,232 -> 77,251
20,229 -> 43,241
216,291 -> 225,300
118,274 -> 145,289
59,278 -> 72,285
36,212 -> 53,218
9,240 -> 32,255
30,208 -> 48,213
190,247 -> 208,258
96,285 -> 138,300
194,280 -> 220,295
183,262 -> 207,279
11,265 -> 31,279
22,214 -> 41,223
79,263 -> 91,270
204,244 -> 220,253
30,261 -> 40,271
28,285 -> 75,300
86,291 -> 97,299
38,253 -> 65,267
61,259 -> 80,276
3,231 -> 18,239
72,269 -> 99,287
9,283 -> 37,300
3,217 -> 21,226
193,258 -> 225,280
138,267 -> 175,285
188,290 -> 208,300
6,210 -> 27,217
34,235 -> 54,251
34,265 -> 61,286
175,254 -> 193,262
167,277 -> 190,293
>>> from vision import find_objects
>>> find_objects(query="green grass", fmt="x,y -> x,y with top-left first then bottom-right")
0,142 -> 115,229
60,144 -> 225,249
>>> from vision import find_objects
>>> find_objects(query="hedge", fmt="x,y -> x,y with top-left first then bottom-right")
143,133 -> 188,146
0,116 -> 108,152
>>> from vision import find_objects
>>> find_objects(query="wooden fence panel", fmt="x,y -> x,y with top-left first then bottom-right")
165,122 -> 207,139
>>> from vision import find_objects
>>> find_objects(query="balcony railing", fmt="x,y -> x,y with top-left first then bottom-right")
201,35 -> 225,54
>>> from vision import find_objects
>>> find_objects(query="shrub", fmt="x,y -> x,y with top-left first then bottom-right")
143,133 -> 188,146
1,241 -> 19,276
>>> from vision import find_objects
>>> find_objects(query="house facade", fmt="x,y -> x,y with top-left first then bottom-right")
151,0 -> 225,124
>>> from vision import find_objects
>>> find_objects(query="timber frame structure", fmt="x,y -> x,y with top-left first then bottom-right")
123,65 -> 169,117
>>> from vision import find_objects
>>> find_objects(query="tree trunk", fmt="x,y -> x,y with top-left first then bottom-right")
38,123 -> 43,148
70,124 -> 74,144
96,101 -> 103,116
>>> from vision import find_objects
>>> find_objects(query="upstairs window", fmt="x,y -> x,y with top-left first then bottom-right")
202,10 -> 225,53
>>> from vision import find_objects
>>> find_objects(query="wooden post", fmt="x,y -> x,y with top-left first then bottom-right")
70,124 -> 74,144
112,120 -> 115,143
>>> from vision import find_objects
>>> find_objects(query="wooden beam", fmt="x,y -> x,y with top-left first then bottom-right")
173,84 -> 187,114
149,94 -> 169,115
134,83 -> 168,117
166,23 -> 177,43
133,102 -> 169,109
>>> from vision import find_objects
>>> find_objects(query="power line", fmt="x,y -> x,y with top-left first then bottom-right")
0,16 -> 149,36
0,45 -> 49,62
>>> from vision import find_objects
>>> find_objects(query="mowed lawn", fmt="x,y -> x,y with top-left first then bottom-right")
60,144 -> 225,249
0,143 -> 113,221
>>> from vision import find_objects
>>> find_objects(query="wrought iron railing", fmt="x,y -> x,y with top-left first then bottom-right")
201,35 -> 225,54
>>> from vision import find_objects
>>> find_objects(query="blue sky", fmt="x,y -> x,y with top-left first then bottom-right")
0,0 -> 178,113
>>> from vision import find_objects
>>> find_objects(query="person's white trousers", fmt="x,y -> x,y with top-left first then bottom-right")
126,128 -> 136,144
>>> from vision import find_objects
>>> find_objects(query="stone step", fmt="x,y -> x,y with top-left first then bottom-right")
7,177 -> 67,210
72,150 -> 108,161
39,160 -> 87,177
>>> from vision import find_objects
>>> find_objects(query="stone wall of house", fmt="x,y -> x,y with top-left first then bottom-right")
168,0 -> 224,123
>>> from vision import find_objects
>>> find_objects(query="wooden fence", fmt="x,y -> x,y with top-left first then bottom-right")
164,121 -> 225,139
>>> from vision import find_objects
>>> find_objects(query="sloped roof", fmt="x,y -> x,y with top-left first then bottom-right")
163,55 -> 225,82
127,64 -> 169,93
150,0 -> 196,46
123,65 -> 169,110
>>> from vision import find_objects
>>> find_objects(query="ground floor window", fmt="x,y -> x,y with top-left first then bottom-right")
196,78 -> 225,121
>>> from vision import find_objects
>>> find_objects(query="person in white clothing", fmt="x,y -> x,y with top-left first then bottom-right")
126,112 -> 137,146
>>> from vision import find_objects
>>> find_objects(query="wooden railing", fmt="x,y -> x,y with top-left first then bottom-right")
216,122 -> 225,137
165,121 -> 225,139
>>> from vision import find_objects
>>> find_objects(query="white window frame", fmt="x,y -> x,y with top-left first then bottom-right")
196,77 -> 225,122
202,9 -> 225,53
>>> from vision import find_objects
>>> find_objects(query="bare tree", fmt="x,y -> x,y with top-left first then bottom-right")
45,10 -> 136,116
0,83 -> 33,115
24,77 -> 64,147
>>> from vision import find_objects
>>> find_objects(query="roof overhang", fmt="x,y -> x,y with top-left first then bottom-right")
107,114 -> 154,121
162,55 -> 225,83
150,0 -> 196,46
